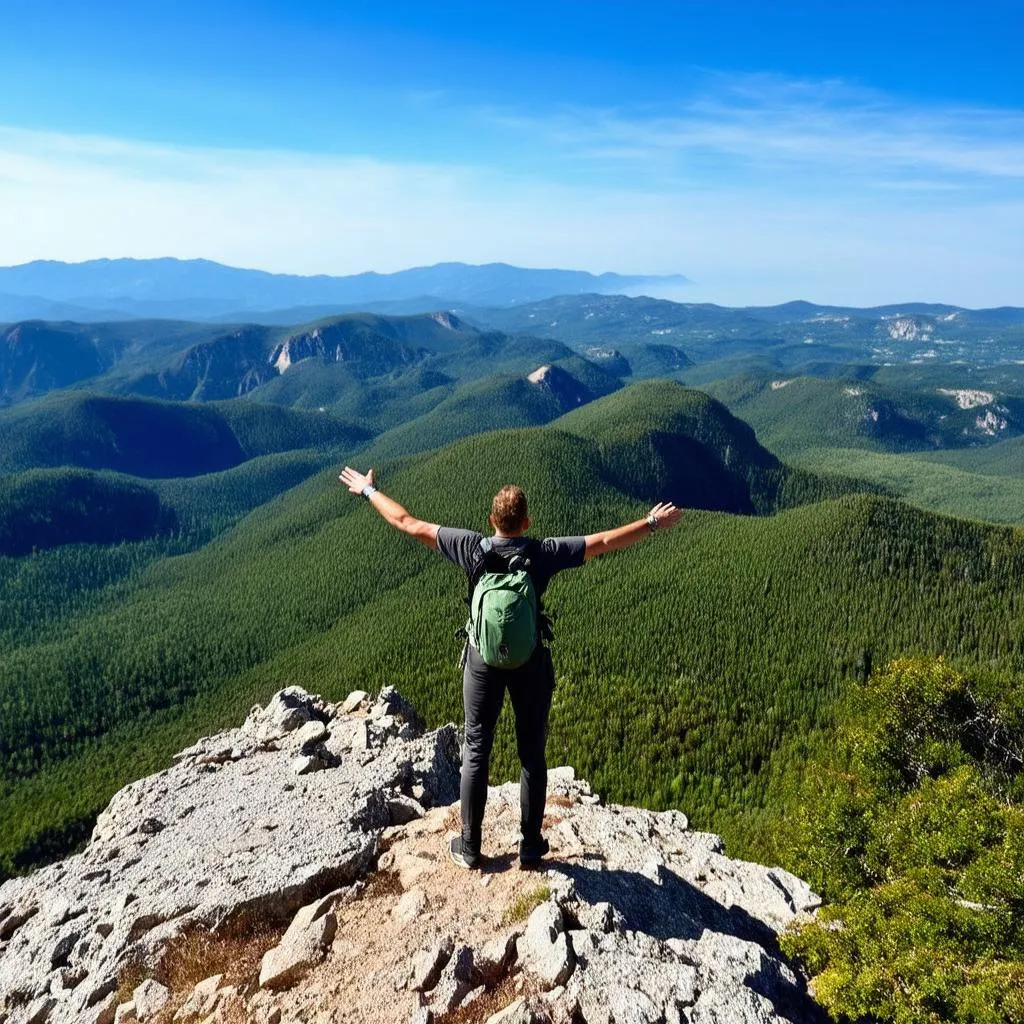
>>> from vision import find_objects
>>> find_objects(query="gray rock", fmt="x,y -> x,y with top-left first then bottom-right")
290,754 -> 326,775
259,893 -> 339,990
574,901 -> 619,934
429,945 -> 474,1013
265,687 -> 321,734
0,687 -> 822,1024
113,1004 -> 136,1024
172,974 -> 224,1021
293,720 -> 328,748
0,687 -> 460,1024
92,993 -> 118,1024
341,690 -> 369,715
475,931 -> 519,985
387,796 -> 426,825
131,980 -> 169,1021
410,937 -> 454,992
23,998 -> 56,1024
392,887 -> 427,925
517,903 -> 575,990
690,984 -> 779,1024
565,928 -> 697,1024
247,991 -> 283,1024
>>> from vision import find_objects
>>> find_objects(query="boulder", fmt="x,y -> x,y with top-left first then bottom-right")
428,945 -> 474,1013
265,687 -> 321,735
259,894 -> 339,990
392,888 -> 427,926
173,974 -> 224,1021
517,903 -> 575,990
410,937 -> 453,992
475,931 -> 519,985
341,691 -> 369,715
132,980 -> 170,1021
387,796 -> 426,826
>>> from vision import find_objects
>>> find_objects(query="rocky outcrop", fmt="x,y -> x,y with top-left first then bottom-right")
267,324 -> 425,378
0,687 -> 458,1024
524,364 -> 596,410
0,688 -> 821,1024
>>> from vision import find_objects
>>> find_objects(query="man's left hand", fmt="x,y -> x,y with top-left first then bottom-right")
339,466 -> 375,494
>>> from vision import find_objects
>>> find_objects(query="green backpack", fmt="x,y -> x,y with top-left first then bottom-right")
467,538 -> 539,669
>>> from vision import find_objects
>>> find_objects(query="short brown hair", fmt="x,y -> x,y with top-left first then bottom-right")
491,485 -> 528,533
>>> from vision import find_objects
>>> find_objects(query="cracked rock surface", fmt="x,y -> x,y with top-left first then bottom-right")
0,689 -> 822,1024
0,687 -> 457,1024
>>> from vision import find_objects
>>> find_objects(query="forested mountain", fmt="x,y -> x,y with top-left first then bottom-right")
0,392 -> 370,477
469,293 -> 1024,376
4,296 -> 1024,1020
0,312 -> 484,407
0,311 -> 618,421
703,374 -> 1024,455
0,258 -> 689,321
4,376 -> 1020,892
0,319 -> 227,405
0,469 -> 178,556
361,361 -> 619,462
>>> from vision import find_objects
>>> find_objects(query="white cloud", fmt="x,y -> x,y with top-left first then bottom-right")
0,75 -> 1022,309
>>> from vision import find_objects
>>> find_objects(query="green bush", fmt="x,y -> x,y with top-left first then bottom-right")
781,658 -> 1024,1024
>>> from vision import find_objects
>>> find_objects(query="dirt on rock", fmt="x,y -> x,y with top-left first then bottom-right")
274,794 -> 568,1024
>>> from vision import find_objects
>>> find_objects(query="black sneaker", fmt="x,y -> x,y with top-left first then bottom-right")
448,834 -> 481,870
518,836 -> 549,868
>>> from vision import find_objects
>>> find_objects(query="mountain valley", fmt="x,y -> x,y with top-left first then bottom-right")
2,287 -> 1024,1022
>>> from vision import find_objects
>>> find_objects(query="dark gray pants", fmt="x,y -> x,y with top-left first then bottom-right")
461,644 -> 554,856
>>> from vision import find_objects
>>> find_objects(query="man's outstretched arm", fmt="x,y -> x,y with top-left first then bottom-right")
338,466 -> 440,550
584,501 -> 682,560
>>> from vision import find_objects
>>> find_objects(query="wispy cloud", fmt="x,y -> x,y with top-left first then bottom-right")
484,74 -> 1024,189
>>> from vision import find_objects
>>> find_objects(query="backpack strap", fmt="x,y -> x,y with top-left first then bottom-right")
466,536 -> 495,608
467,537 -> 535,596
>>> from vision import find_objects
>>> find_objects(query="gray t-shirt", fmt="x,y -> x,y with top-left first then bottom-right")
436,528 -> 586,602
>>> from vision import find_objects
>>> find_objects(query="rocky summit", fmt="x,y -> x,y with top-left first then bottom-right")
0,688 -> 822,1024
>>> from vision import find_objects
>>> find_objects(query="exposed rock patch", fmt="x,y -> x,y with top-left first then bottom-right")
0,688 -> 820,1024
0,686 -> 456,1023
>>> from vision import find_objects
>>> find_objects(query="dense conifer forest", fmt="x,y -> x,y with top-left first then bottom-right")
3,381 -> 1024,892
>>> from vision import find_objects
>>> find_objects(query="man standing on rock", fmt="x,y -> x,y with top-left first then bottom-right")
339,466 -> 682,869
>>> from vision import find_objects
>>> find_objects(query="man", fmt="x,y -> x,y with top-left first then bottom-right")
338,465 -> 682,869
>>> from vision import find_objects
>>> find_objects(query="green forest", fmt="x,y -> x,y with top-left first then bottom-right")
4,302 -> 1024,1021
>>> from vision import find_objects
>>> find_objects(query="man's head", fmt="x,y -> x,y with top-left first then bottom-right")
490,484 -> 530,536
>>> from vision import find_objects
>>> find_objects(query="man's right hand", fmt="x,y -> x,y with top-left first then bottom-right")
648,501 -> 682,529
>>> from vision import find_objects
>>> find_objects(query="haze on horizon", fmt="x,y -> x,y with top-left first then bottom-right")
0,0 -> 1021,308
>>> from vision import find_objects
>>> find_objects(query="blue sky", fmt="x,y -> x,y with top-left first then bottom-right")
0,0 -> 1021,305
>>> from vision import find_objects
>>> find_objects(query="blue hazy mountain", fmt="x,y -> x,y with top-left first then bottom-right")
0,258 -> 689,322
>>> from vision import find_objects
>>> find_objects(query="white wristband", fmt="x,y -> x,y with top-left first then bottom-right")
361,484 -> 377,499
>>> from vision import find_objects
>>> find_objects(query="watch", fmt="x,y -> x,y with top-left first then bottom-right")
361,484 -> 377,499
646,513 -> 659,532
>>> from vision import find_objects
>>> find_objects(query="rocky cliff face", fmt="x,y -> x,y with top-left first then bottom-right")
0,688 -> 822,1024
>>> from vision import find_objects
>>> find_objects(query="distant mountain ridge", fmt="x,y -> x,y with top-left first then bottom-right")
0,258 -> 690,322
